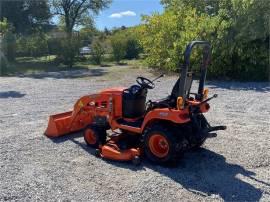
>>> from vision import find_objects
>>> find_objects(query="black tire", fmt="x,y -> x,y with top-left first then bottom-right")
191,115 -> 208,150
84,125 -> 107,148
143,125 -> 182,165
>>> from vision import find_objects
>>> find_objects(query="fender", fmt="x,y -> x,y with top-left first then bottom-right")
140,108 -> 190,133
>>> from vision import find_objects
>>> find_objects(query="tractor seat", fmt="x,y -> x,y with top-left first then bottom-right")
147,72 -> 193,110
122,85 -> 147,118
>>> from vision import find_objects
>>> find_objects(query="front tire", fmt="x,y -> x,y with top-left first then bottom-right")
144,125 -> 182,164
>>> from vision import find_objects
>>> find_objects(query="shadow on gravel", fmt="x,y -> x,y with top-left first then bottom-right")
207,81 -> 270,92
49,133 -> 267,201
0,91 -> 26,98
4,68 -> 108,79
49,132 -> 98,157
104,148 -> 267,202
147,149 -> 266,201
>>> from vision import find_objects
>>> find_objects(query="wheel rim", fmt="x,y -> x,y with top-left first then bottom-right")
84,129 -> 97,145
148,134 -> 169,158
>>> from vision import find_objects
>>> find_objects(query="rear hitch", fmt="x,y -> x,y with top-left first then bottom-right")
207,133 -> 217,138
207,126 -> 227,133
199,125 -> 226,139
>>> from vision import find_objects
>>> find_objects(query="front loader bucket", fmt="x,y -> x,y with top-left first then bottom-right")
45,111 -> 73,137
45,95 -> 96,138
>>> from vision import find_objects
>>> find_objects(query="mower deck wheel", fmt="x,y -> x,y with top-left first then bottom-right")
132,156 -> 141,166
84,126 -> 106,148
95,149 -> 101,157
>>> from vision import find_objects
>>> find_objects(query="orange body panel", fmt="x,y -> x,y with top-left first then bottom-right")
110,107 -> 191,134
100,145 -> 140,161
141,108 -> 190,130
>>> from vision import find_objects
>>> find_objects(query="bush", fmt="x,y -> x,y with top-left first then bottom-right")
0,52 -> 9,75
16,32 -> 48,57
91,40 -> 105,65
3,31 -> 16,62
125,37 -> 141,59
56,37 -> 80,68
47,38 -> 62,55
111,34 -> 127,63
1,18 -> 16,62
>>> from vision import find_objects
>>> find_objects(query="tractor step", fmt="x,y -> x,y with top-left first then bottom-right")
117,118 -> 143,128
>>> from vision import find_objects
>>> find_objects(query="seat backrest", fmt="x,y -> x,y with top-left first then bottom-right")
170,72 -> 193,99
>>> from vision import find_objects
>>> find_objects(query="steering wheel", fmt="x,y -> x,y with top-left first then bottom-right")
136,76 -> 155,89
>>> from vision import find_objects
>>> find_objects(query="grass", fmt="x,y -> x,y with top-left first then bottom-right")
5,55 -> 68,75
2,55 -> 148,76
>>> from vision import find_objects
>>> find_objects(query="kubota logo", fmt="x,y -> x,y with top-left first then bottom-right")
159,112 -> 169,117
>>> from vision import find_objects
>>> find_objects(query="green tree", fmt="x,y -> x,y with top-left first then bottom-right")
138,8 -> 218,71
140,0 -> 269,80
79,26 -> 98,45
51,0 -> 111,67
51,0 -> 111,35
0,18 -> 10,73
0,0 -> 51,34
3,31 -> 16,62
56,37 -> 81,68
109,27 -> 142,61
1,19 -> 16,62
16,29 -> 49,57
0,18 -> 9,33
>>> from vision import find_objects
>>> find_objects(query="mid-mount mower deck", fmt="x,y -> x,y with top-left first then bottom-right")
45,41 -> 226,165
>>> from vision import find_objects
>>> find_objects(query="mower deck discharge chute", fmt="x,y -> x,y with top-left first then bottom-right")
45,41 -> 226,165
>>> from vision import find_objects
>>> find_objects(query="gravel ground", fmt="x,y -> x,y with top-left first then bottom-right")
0,68 -> 270,201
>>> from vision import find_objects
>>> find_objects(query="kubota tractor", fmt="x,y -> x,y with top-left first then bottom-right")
45,41 -> 226,165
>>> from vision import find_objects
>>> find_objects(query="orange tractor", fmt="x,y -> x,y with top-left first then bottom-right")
45,41 -> 226,165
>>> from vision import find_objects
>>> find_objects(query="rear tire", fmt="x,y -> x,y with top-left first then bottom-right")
143,125 -> 182,165
84,126 -> 106,148
191,114 -> 208,150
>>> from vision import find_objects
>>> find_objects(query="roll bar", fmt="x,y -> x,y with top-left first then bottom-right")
178,41 -> 211,101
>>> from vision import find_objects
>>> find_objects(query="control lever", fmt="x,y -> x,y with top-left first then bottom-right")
189,94 -> 218,113
200,94 -> 218,105
151,74 -> 164,83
